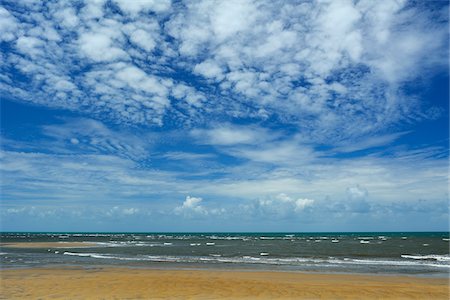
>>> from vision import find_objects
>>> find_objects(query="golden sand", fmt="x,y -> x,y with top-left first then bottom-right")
0,267 -> 448,299
0,242 -> 97,248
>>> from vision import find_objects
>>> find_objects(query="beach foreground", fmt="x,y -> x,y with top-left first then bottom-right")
1,268 -> 448,299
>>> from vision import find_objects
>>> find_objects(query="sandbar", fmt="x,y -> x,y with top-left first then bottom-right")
1,267 -> 448,299
0,242 -> 97,248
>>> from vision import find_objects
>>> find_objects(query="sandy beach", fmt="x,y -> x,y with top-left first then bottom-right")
0,242 -> 98,248
1,267 -> 448,299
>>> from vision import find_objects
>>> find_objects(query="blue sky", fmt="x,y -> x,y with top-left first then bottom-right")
0,0 -> 448,232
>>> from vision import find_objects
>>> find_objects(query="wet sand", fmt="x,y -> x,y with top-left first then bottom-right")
0,242 -> 98,248
1,267 -> 448,299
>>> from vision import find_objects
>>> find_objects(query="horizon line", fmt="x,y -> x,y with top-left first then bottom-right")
1,231 -> 448,234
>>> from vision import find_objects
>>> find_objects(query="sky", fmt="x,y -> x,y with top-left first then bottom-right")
0,0 -> 448,232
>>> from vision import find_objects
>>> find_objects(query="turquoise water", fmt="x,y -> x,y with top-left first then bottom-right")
1,232 -> 449,276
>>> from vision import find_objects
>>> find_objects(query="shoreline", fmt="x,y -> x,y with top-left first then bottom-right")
1,266 -> 448,299
1,263 -> 448,279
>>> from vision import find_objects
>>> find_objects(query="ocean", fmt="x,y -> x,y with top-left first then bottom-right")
1,232 -> 449,277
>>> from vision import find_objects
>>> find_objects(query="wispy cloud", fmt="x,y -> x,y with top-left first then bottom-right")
332,132 -> 409,153
41,118 -> 151,160
191,124 -> 275,146
2,124 -> 446,213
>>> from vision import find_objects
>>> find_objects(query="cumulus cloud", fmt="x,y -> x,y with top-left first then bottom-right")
274,193 -> 314,212
342,185 -> 371,213
106,206 -> 141,217
347,185 -> 368,200
193,59 -> 224,80
245,193 -> 315,219
174,196 -> 208,216
173,196 -> 227,218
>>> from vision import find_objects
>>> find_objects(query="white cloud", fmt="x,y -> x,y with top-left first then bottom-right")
171,83 -> 206,108
0,147 -> 181,204
16,36 -> 44,57
78,31 -> 128,62
113,0 -> 172,15
0,1 -> 448,230
347,185 -> 368,200
227,141 -> 315,165
191,125 -> 272,146
129,29 -> 156,52
102,206 -> 144,218
5,207 -> 27,214
193,60 -> 223,80
191,145 -> 447,206
115,65 -> 168,98
247,193 -> 315,219
311,0 -> 363,72
210,0 -> 258,41
53,7 -> 79,28
274,193 -> 314,212
0,6 -> 19,42
42,118 -> 149,160
0,130 -> 447,224
333,132 -> 408,153
122,20 -> 160,53
0,0 -> 446,140
80,0 -> 106,20
122,207 -> 140,215
191,126 -> 316,165
162,152 -> 214,161
174,196 -> 208,216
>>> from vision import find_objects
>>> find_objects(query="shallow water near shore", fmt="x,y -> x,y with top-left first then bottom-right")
1,232 -> 449,277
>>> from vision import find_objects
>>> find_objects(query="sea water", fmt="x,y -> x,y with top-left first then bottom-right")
1,232 -> 449,277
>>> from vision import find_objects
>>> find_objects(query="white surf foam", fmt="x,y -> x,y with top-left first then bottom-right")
401,254 -> 450,262
59,251 -> 450,269
63,252 -> 113,259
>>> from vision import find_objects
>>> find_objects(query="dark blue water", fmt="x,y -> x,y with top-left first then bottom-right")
1,232 -> 449,277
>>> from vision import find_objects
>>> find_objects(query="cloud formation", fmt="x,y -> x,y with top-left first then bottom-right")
1,0 -> 447,142
251,193 -> 315,219
0,1 -> 448,231
174,196 -> 225,218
